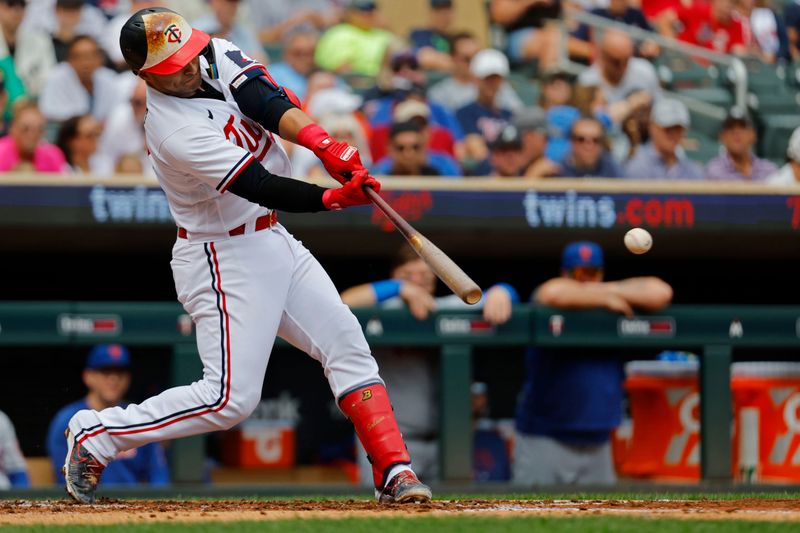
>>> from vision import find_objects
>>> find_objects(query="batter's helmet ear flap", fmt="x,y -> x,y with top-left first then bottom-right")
202,44 -> 219,79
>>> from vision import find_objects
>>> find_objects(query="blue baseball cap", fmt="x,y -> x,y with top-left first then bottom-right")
86,344 -> 131,370
562,241 -> 604,270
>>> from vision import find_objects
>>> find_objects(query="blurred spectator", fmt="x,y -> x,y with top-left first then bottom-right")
46,345 -> 170,486
409,0 -> 456,71
512,107 -> 560,177
369,95 -> 461,164
738,0 -> 789,63
40,35 -> 122,123
0,52 -> 24,123
341,245 -> 518,485
615,92 -> 652,162
292,111 -> 372,179
706,110 -> 777,181
786,0 -> 800,59
558,116 -> 624,177
0,0 -> 55,97
428,34 -> 523,114
94,78 -> 153,178
0,100 -> 66,172
302,69 -> 340,111
0,71 -> 7,133
363,52 -> 464,162
0,410 -> 28,489
767,126 -> 800,185
456,49 -> 513,173
372,120 -> 460,176
656,0 -> 748,54
572,0 -> 660,58
314,0 -> 394,76
55,114 -> 102,174
625,98 -> 704,180
102,0 -> 159,70
194,0 -> 267,65
490,0 -> 574,68
540,69 -> 578,163
267,31 -> 318,101
577,29 -> 660,115
251,0 -> 341,44
514,241 -> 673,486
23,0 -> 108,62
489,124 -> 526,177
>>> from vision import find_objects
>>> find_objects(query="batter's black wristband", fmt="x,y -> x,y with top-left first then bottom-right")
227,160 -> 327,213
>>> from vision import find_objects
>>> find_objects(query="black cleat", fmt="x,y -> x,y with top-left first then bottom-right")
63,429 -> 105,504
378,470 -> 432,504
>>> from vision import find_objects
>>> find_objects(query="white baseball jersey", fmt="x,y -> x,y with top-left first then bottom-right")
145,38 -> 291,240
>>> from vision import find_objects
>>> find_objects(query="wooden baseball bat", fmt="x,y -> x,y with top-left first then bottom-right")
364,187 -> 483,305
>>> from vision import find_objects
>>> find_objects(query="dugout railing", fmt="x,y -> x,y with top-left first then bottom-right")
1,302 -> 799,484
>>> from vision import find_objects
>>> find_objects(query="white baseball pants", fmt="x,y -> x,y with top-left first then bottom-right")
69,224 -> 381,464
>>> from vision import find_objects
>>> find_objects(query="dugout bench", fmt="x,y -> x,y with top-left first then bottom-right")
1,302 -> 799,484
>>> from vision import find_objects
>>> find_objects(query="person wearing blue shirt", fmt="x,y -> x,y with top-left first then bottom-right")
408,0 -> 455,71
514,242 -> 673,485
558,117 -> 624,178
455,49 -> 513,174
372,121 -> 462,177
46,345 -> 169,486
265,31 -> 318,102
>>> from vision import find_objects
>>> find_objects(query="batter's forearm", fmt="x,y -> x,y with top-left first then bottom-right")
278,108 -> 315,144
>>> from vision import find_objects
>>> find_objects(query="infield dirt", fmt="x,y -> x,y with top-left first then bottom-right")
2,498 -> 800,525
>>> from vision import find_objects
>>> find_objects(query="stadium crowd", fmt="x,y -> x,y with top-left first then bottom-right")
0,0 -> 799,183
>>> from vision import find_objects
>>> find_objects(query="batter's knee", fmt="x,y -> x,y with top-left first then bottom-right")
215,391 -> 261,430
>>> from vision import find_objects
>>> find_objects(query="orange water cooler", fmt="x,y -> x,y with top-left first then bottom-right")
732,362 -> 800,483
621,361 -> 700,481
222,420 -> 296,468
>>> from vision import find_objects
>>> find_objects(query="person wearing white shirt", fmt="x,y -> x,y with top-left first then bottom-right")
94,78 -> 155,178
22,0 -> 108,56
767,126 -> 800,186
0,0 -> 56,97
39,35 -> 123,122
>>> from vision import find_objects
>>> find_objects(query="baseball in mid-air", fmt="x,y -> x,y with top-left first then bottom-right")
624,228 -> 653,254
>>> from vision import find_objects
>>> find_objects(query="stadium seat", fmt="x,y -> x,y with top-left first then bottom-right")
759,114 -> 800,160
682,130 -> 721,164
508,72 -> 540,107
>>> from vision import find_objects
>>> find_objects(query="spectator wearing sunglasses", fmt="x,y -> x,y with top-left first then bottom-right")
558,116 -> 623,178
373,120 -> 460,177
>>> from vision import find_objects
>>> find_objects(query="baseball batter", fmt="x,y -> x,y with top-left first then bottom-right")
62,7 -> 431,505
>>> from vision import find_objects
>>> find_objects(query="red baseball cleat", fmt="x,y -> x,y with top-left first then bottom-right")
63,429 -> 105,504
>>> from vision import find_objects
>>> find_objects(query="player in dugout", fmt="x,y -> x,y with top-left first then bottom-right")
61,7 -> 431,505
514,241 -> 673,485
341,245 -> 519,483
47,344 -> 170,486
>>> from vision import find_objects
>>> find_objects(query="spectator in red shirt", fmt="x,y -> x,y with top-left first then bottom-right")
657,0 -> 748,54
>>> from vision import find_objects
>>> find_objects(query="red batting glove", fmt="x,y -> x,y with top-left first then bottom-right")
296,124 -> 366,185
322,170 -> 381,210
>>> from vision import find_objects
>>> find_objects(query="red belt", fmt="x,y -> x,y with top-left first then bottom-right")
177,212 -> 278,239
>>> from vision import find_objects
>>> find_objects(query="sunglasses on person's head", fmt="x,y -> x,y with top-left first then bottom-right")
3,0 -> 26,7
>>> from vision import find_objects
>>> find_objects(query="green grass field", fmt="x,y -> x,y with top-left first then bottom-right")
3,516 -> 800,533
